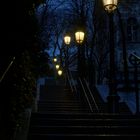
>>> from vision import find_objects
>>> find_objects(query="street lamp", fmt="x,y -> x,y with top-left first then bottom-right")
53,57 -> 57,62
64,35 -> 71,64
64,35 -> 71,45
55,64 -> 60,70
75,31 -> 85,44
64,35 -> 71,86
58,69 -> 63,76
75,31 -> 85,79
102,0 -> 118,13
102,0 -> 120,113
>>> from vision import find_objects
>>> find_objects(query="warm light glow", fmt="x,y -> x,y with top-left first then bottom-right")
58,70 -> 63,76
55,64 -> 60,69
75,31 -> 85,44
53,58 -> 57,62
102,0 -> 118,12
64,36 -> 71,45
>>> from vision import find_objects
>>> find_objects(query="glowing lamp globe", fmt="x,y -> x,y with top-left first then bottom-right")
53,58 -> 57,62
75,31 -> 85,44
102,0 -> 118,13
56,64 -> 60,69
58,70 -> 63,76
64,36 -> 71,45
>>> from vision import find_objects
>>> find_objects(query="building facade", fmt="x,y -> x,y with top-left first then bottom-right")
94,0 -> 140,85
117,0 -> 140,64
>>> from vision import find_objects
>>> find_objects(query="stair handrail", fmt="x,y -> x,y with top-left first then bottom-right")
66,70 -> 74,93
78,77 -> 94,112
129,53 -> 140,66
131,53 -> 140,60
0,56 -> 15,83
69,70 -> 77,94
84,78 -> 99,112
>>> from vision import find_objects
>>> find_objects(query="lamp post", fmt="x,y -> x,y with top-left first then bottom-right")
75,31 -> 85,78
102,0 -> 120,113
64,35 -> 71,85
64,35 -> 71,70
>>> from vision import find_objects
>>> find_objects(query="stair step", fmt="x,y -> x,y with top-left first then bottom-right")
28,84 -> 140,139
38,103 -> 82,106
37,106 -> 86,109
29,118 -> 140,126
37,105 -> 83,108
28,125 -> 140,135
38,100 -> 80,103
37,110 -> 91,113
28,133 -> 138,139
30,113 -> 140,119
38,108 -> 90,111
37,111 -> 94,114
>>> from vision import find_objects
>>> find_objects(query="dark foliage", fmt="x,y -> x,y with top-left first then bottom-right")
0,0 -> 50,139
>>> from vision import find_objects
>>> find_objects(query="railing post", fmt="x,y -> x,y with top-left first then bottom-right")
129,53 -> 140,114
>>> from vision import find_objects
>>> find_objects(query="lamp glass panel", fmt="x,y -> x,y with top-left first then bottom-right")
53,58 -> 57,62
56,65 -> 60,69
58,70 -> 62,76
75,31 -> 85,44
102,0 -> 118,12
64,36 -> 71,45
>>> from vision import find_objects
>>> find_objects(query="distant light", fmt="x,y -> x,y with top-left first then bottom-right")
102,0 -> 118,12
53,58 -> 57,62
56,64 -> 60,69
64,36 -> 71,45
75,31 -> 85,44
58,70 -> 63,76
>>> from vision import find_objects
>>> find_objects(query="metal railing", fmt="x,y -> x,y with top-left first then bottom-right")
78,77 -> 100,113
0,56 -> 15,83
68,70 -> 77,94
84,78 -> 99,111
79,77 -> 94,112
66,70 -> 100,113
66,71 -> 99,112
66,70 -> 74,92
130,53 -> 140,60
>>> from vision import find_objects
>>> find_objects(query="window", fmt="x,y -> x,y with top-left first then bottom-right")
127,17 -> 138,42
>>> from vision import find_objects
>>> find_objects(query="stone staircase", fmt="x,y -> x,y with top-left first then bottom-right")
28,112 -> 140,139
27,82 -> 140,139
